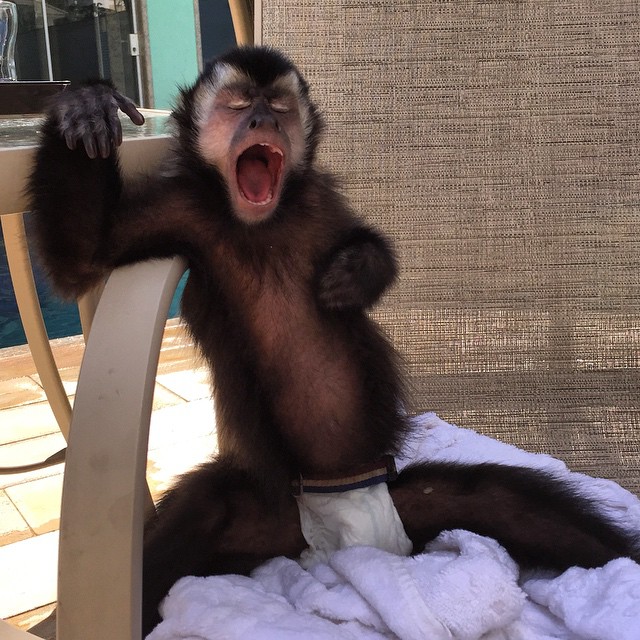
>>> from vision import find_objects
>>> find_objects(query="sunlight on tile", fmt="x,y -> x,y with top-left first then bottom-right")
7,603 -> 56,633
6,475 -> 63,536
147,434 -> 217,499
156,367 -> 211,402
151,382 -> 187,411
0,378 -> 46,410
31,367 -> 80,398
0,433 -> 66,491
0,402 -> 61,447
0,531 -> 58,619
0,492 -> 31,546
148,398 -> 216,452
0,321 -> 214,626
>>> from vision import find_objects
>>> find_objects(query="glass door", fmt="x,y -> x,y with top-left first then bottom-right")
14,0 -> 141,103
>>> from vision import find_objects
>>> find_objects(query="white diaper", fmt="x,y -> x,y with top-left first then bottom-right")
296,482 -> 413,568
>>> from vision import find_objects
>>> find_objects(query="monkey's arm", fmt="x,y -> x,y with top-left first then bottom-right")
315,227 -> 398,310
28,82 -> 150,298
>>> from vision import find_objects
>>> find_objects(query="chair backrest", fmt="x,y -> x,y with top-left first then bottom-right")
260,1 -> 640,495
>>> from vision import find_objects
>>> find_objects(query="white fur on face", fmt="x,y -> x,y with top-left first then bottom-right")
271,71 -> 313,141
193,63 -> 247,132
192,63 -> 310,172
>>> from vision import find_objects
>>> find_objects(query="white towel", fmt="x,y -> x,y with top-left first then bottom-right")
328,532 -> 525,640
147,413 -> 640,640
523,559 -> 640,640
148,530 -> 524,640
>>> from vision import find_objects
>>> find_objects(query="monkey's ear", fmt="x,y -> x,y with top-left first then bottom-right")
172,83 -> 201,151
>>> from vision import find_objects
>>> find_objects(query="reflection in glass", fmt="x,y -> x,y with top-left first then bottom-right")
0,1 -> 18,80
14,1 -> 139,102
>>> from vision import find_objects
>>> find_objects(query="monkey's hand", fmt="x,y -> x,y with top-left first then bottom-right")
316,228 -> 398,310
48,82 -> 145,159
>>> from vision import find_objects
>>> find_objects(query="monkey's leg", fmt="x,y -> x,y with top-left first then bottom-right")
390,462 -> 639,570
143,458 -> 306,636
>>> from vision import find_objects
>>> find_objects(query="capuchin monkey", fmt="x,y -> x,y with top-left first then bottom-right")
29,46 -> 639,635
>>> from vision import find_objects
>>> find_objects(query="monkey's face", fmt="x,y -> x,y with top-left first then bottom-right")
194,65 -> 311,225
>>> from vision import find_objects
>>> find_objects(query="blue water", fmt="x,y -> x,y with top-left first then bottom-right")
0,214 -> 183,349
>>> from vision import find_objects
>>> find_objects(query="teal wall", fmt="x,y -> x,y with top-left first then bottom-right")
146,0 -> 200,109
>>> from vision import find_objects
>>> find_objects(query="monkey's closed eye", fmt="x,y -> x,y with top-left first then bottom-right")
269,101 -> 290,113
228,99 -> 251,110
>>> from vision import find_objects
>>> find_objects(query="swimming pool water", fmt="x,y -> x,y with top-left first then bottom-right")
0,216 -> 183,349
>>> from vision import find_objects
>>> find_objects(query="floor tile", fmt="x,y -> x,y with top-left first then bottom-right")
0,320 -> 213,625
6,475 -> 63,536
0,336 -> 84,383
147,398 -> 216,452
0,402 -> 61,447
0,531 -> 58,619
0,377 -> 46,411
0,432 -> 66,490
0,344 -> 40,382
152,382 -> 186,411
6,603 -> 56,634
31,366 -> 79,398
0,491 -> 31,546
147,434 -> 218,499
156,367 -> 211,402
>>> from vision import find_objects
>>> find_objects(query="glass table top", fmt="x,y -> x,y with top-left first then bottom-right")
0,110 -> 172,215
0,109 -> 171,148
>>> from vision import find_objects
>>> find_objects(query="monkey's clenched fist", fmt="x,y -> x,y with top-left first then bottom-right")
316,229 -> 397,310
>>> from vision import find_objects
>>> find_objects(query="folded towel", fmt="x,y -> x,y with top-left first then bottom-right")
329,531 -> 525,640
147,414 -> 640,640
148,529 -> 524,640
523,558 -> 640,640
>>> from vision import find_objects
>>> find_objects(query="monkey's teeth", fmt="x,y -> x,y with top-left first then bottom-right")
252,190 -> 274,205
258,143 -> 283,156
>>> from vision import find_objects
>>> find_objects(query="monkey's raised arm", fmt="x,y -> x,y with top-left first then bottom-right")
315,226 -> 398,311
28,82 -> 152,298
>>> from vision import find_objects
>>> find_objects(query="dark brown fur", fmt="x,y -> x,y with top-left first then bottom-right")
28,47 -> 639,637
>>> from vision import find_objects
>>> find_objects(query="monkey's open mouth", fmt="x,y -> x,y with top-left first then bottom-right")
236,143 -> 284,206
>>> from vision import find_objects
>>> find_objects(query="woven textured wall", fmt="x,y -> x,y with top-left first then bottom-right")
261,1 -> 640,494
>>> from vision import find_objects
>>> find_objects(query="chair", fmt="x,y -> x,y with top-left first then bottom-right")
0,259 -> 184,640
4,1 -> 639,638
0,3 -> 249,640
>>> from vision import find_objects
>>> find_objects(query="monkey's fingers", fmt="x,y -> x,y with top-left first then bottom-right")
63,130 -> 77,151
106,100 -> 125,150
82,132 -> 99,160
56,100 -> 84,152
89,106 -> 116,159
97,128 -> 112,159
114,92 -> 145,126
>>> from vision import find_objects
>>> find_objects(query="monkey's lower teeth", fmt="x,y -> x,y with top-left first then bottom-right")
242,188 -> 273,205
254,193 -> 273,205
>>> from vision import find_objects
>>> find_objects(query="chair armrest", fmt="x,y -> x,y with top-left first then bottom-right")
57,257 -> 188,640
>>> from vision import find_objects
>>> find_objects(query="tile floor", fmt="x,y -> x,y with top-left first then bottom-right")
0,322 -> 218,633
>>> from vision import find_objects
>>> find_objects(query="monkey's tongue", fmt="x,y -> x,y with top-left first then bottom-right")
237,157 -> 273,203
